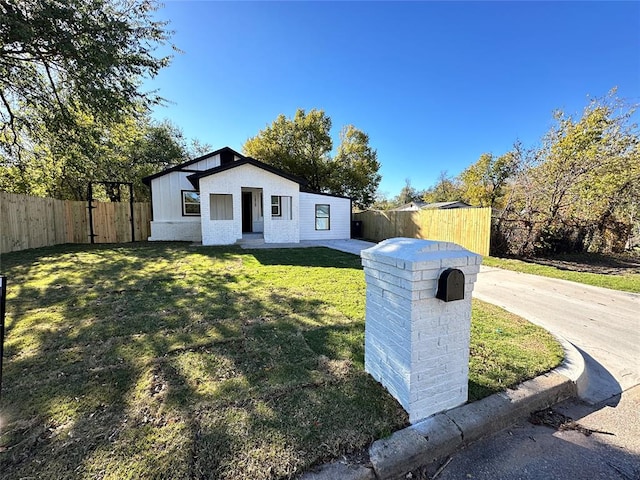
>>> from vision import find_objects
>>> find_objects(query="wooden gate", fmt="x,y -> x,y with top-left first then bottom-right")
87,182 -> 136,243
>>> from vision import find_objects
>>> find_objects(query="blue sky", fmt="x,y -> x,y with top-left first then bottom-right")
145,1 -> 640,197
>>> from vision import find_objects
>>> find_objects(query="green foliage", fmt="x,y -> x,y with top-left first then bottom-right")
500,90 -> 640,255
387,91 -> 638,255
243,109 -> 382,209
0,0 -> 172,155
458,148 -> 520,208
483,255 -> 640,293
421,170 -> 462,203
329,125 -> 381,208
469,299 -> 563,400
244,109 -> 333,191
396,178 -> 421,205
0,0 -> 183,201
0,105 -> 189,200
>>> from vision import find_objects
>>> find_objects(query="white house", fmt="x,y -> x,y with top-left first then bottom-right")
142,147 -> 352,245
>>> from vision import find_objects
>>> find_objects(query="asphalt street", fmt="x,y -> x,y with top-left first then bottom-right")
429,385 -> 640,480
428,266 -> 640,480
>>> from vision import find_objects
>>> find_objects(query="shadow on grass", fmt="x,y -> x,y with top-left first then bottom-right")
0,242 -> 405,480
247,247 -> 363,269
510,252 -> 640,274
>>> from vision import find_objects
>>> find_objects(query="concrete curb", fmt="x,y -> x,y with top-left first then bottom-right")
299,339 -> 586,480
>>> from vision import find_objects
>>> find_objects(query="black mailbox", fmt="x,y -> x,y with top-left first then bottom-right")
436,268 -> 465,302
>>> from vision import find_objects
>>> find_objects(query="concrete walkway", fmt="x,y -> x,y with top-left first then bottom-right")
239,238 -> 376,255
300,239 -> 377,255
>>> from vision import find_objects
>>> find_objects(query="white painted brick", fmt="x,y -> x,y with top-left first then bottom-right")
366,283 -> 384,298
411,258 -> 443,271
362,252 -> 397,267
408,278 -> 438,292
149,221 -> 202,242
381,286 -> 416,303
420,268 -> 442,280
439,256 -> 470,268
415,323 -> 449,340
363,238 -> 479,424
199,164 -> 301,245
464,273 -> 478,284
418,288 -> 438,300
363,259 -> 421,281
455,264 -> 481,275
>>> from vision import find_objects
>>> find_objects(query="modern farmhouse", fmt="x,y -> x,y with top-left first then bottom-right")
142,147 -> 352,245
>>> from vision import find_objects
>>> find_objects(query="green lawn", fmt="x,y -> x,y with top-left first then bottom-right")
0,243 -> 562,479
483,255 -> 640,293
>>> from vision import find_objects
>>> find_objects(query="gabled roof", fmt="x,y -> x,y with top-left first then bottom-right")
391,201 -> 428,211
423,201 -> 472,209
390,200 -> 472,211
187,157 -> 309,190
299,186 -> 352,200
141,146 -> 245,186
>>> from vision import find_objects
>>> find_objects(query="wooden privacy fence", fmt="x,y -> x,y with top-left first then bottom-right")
354,207 -> 491,256
1,192 -> 151,254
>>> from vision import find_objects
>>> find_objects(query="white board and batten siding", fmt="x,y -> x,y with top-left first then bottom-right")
299,192 -> 351,240
147,152 -> 235,242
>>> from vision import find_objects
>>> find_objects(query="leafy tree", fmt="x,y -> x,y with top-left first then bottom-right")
0,104 -> 189,200
497,90 -> 640,255
187,138 -> 214,159
458,148 -> 520,208
370,190 -> 396,210
244,109 -> 332,191
0,0 -> 173,158
395,178 -> 420,205
421,171 -> 461,203
329,126 -> 381,208
243,108 -> 381,208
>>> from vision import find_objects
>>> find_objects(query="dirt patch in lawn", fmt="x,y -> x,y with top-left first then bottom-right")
524,252 -> 640,276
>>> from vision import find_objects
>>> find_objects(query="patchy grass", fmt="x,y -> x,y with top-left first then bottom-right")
468,300 -> 563,400
0,243 -> 561,479
484,254 -> 640,293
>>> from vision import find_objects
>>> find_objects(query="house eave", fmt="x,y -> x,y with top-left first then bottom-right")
187,158 -> 310,190
141,146 -> 245,187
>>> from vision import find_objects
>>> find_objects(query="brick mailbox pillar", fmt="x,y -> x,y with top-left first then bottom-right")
361,238 -> 482,423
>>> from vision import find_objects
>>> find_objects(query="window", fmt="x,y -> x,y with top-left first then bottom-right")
271,196 -> 292,219
210,194 -> 233,220
271,196 -> 281,217
315,204 -> 330,230
182,191 -> 200,216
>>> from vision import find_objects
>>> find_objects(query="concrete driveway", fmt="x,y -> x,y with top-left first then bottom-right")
474,266 -> 640,404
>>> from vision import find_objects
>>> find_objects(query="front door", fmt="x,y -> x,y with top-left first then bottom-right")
241,192 -> 252,233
